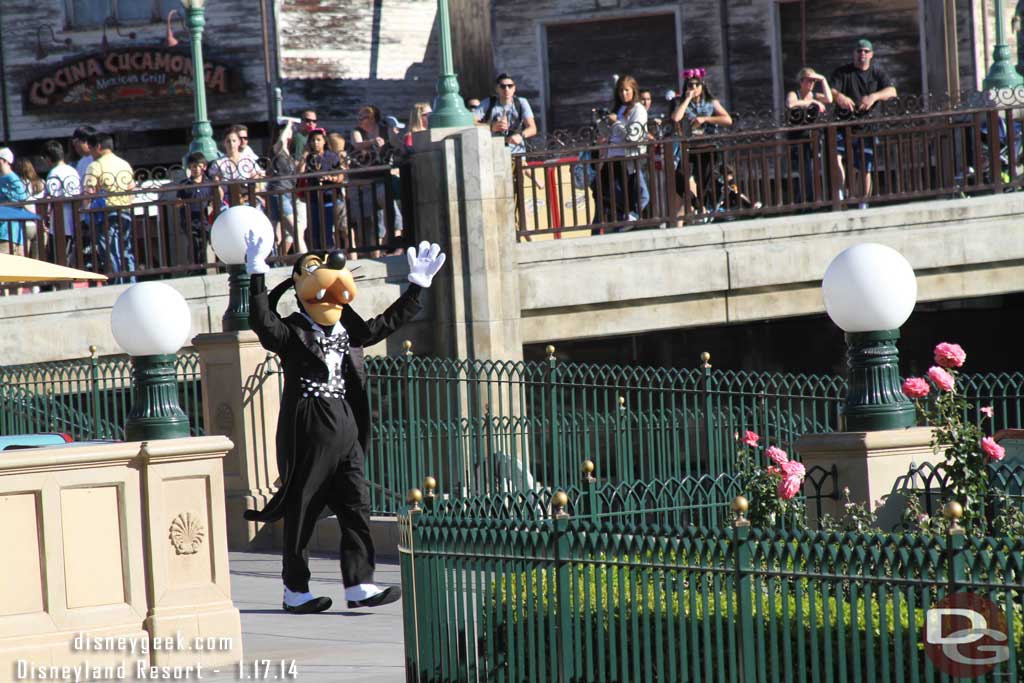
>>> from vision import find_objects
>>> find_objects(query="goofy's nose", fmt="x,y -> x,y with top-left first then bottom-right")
324,251 -> 346,271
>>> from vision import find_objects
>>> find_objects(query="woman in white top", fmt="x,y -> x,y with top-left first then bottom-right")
595,74 -> 648,228
211,128 -> 263,207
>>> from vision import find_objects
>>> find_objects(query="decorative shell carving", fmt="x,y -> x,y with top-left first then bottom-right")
168,512 -> 206,555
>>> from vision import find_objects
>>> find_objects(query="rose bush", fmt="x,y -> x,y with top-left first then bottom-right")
900,342 -> 1014,533
737,432 -> 807,526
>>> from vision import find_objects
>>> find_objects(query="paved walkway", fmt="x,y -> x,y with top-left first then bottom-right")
203,551 -> 406,682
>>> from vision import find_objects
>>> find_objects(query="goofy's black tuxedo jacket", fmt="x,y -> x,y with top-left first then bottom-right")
243,273 -> 423,524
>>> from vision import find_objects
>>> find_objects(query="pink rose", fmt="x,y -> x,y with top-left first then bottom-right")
933,342 -> 966,369
781,460 -> 806,480
980,406 -> 994,419
927,366 -> 955,392
765,446 -> 789,466
777,475 -> 803,500
981,436 -> 1006,462
901,377 -> 930,399
743,430 -> 760,447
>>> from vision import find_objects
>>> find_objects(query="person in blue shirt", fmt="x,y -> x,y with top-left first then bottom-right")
0,147 -> 30,255
473,73 -> 538,155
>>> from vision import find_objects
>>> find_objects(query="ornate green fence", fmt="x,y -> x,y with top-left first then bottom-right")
0,347 -> 204,440
2,349 -> 1022,515
399,479 -> 1024,682
364,353 -> 846,513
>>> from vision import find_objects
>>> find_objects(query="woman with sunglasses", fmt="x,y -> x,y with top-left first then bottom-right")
670,69 -> 733,216
785,67 -> 833,204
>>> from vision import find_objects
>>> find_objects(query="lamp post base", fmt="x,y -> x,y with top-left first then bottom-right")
840,329 -> 917,432
125,354 -> 191,442
222,264 -> 252,332
188,123 -> 221,164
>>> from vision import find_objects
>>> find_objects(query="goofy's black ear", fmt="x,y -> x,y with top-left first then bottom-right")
268,276 -> 295,313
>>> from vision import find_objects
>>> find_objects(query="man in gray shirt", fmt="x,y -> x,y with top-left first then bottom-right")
473,73 -> 537,154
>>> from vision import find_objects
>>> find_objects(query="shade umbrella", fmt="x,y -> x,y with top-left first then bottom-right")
0,252 -> 107,283
0,206 -> 43,222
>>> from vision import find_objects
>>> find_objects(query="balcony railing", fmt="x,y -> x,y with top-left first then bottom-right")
513,103 -> 1023,239
0,160 -> 411,287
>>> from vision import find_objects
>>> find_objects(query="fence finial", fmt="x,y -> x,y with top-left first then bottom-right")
943,500 -> 964,534
403,340 -> 413,356
89,345 -> 98,358
582,459 -> 596,484
700,351 -> 711,368
407,488 -> 423,511
423,475 -> 437,500
732,495 -> 750,527
552,490 -> 569,518
545,344 -> 556,360
618,395 -> 626,411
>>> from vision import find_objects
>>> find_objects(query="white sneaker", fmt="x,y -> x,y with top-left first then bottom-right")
627,212 -> 639,222
857,202 -> 869,210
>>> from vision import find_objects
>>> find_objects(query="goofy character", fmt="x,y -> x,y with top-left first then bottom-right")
243,233 -> 446,613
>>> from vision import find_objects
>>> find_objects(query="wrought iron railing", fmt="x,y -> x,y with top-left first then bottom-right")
0,161 -> 411,287
399,480 -> 1024,682
0,346 -> 203,440
514,102 -> 1024,238
2,350 -> 1021,515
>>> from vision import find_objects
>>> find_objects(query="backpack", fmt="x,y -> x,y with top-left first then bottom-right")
483,96 -> 525,133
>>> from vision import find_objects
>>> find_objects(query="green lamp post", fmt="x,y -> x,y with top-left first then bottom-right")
822,243 -> 918,432
181,0 -> 219,161
111,282 -> 192,441
984,0 -> 1024,91
428,0 -> 475,129
210,205 -> 274,332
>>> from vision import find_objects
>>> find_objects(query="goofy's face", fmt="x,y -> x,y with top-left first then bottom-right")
292,251 -> 358,327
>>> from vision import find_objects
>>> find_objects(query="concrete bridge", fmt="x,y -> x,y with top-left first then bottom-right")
1,188 -> 1020,366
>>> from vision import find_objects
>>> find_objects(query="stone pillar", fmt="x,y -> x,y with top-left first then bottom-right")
192,331 -> 282,549
410,125 -> 523,362
798,427 -> 935,529
138,436 -> 243,670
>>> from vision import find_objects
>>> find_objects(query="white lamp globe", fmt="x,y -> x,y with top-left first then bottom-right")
822,243 -> 917,333
111,282 -> 192,356
210,205 -> 273,265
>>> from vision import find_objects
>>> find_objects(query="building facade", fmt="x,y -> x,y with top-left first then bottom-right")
0,1 -> 1015,163
0,0 -> 492,165
491,0 -> 1010,130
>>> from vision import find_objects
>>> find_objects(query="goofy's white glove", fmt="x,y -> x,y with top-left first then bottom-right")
406,241 -> 446,288
245,229 -> 271,275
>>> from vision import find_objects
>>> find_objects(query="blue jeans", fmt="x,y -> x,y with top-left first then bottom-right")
94,210 -> 136,284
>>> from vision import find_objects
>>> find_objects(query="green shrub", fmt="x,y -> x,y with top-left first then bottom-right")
477,559 -> 1023,682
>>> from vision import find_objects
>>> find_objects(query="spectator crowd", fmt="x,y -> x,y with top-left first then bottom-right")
0,36 -> 902,281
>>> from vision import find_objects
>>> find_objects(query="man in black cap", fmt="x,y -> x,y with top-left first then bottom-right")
830,39 -> 897,207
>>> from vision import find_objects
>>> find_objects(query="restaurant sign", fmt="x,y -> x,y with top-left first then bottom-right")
24,48 -> 240,112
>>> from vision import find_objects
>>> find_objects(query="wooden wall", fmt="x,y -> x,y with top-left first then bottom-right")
275,0 -> 492,137
0,0 -> 269,163
778,0 -> 922,101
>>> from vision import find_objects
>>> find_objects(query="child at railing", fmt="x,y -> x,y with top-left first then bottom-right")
176,152 -> 215,264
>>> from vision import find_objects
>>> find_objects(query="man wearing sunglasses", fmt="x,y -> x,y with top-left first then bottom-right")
290,110 -> 319,162
829,39 -> 897,207
473,73 -> 537,154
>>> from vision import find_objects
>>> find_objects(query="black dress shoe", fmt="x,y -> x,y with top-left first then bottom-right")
282,596 -> 333,614
347,586 -> 402,609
